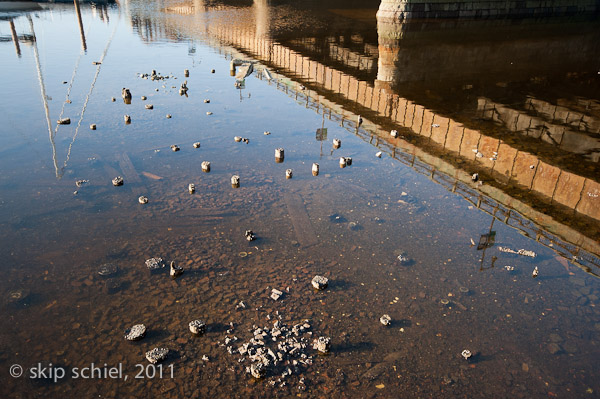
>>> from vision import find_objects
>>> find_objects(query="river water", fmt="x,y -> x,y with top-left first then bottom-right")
1,1 -> 599,398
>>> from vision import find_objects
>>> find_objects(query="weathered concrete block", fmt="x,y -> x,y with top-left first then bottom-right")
512,151 -> 538,188
576,179 -> 600,220
478,135 -> 500,169
421,109 -> 435,137
553,171 -> 586,209
444,120 -> 464,152
430,115 -> 449,144
459,127 -> 481,160
493,142 -> 518,177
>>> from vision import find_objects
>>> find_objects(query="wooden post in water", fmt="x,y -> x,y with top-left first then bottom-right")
74,0 -> 87,52
9,20 -> 21,57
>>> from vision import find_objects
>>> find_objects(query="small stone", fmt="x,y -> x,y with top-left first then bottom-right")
189,320 -> 206,335
271,288 -> 283,301
332,138 -> 341,149
548,343 -> 561,354
380,314 -> 391,326
145,257 -> 164,270
170,261 -> 183,277
124,115 -> 131,123
375,151 -> 382,158
124,324 -> 146,341
206,111 -> 213,115
461,349 -> 472,360
231,175 -> 240,188
112,176 -> 124,186
204,99 -> 210,103
57,118 -> 71,125
390,129 -> 398,138
98,263 -> 118,276
138,196 -> 148,204
166,114 -> 172,119
188,183 -> 195,194
245,230 -> 256,241
532,266 -> 539,278
146,348 -> 169,364
111,97 -> 116,102
201,161 -> 211,173
141,96 -> 147,100
264,131 -> 271,135
249,362 -> 266,379
145,104 -> 153,110
311,275 -> 328,290
193,142 -> 201,148
211,69 -> 215,73
313,336 -> 331,354
286,169 -> 293,179
90,124 -> 96,130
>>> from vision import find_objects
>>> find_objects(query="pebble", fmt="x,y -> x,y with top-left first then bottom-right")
141,96 -> 147,100
311,275 -> 328,290
166,114 -> 172,118
193,142 -> 201,148
189,320 -> 206,335
204,99 -> 210,103
375,151 -> 382,158
138,196 -> 148,204
57,118 -> 71,125
145,104 -> 153,110
171,144 -> 180,152
380,314 -> 391,326
145,257 -> 165,270
188,183 -> 195,194
313,336 -> 331,354
124,324 -> 146,341
201,161 -> 211,172
270,288 -> 283,300
206,111 -> 213,115
124,115 -> 131,123
90,124 -> 96,130
112,176 -> 124,186
146,348 -> 169,364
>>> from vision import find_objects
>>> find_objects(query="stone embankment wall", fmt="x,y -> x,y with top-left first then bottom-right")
377,0 -> 599,20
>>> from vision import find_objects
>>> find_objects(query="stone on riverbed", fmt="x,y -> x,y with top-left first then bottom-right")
146,348 -> 169,364
380,314 -> 391,326
145,257 -> 165,271
112,176 -> 124,186
189,320 -> 206,335
124,324 -> 146,341
98,263 -> 118,276
249,361 -> 267,379
311,275 -> 328,290
313,336 -> 331,354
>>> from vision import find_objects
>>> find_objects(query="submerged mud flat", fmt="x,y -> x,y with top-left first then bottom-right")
1,1 -> 600,398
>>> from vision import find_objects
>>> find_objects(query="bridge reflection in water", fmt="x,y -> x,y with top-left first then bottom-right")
125,0 -> 600,273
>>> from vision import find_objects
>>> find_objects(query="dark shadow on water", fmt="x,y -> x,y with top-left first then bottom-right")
328,279 -> 355,291
207,322 -> 230,334
333,340 -> 375,354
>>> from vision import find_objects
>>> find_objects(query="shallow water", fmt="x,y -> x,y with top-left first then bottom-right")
1,1 -> 599,398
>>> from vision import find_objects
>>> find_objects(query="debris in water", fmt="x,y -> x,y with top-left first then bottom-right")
286,169 -> 293,179
339,157 -> 347,168
146,348 -> 169,364
145,257 -> 165,271
357,115 -> 363,126
122,88 -> 132,100
270,288 -> 283,301
432,123 -> 440,128
57,118 -> 71,125
332,138 -> 341,149
141,96 -> 147,100
170,261 -> 184,278
231,175 -> 240,188
98,263 -> 118,276
145,104 -> 153,110
166,114 -> 172,119
471,173 -> 479,182
234,136 -> 243,142
532,266 -> 539,278
171,144 -> 180,152
275,148 -> 285,163
390,130 -> 398,138
264,131 -> 271,135
75,179 -> 89,187
193,142 -> 201,148
89,124 -> 96,130
204,99 -> 210,103
375,151 -> 382,158
380,314 -> 391,326
245,230 -> 256,241
189,320 -> 206,335
188,183 -> 195,194
312,163 -> 319,176
498,246 -> 536,258
311,275 -> 329,290
138,196 -> 148,204
124,324 -> 146,341
201,161 -> 211,173
124,115 -> 131,124
461,349 -> 472,360
313,336 -> 331,354
112,176 -> 124,186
